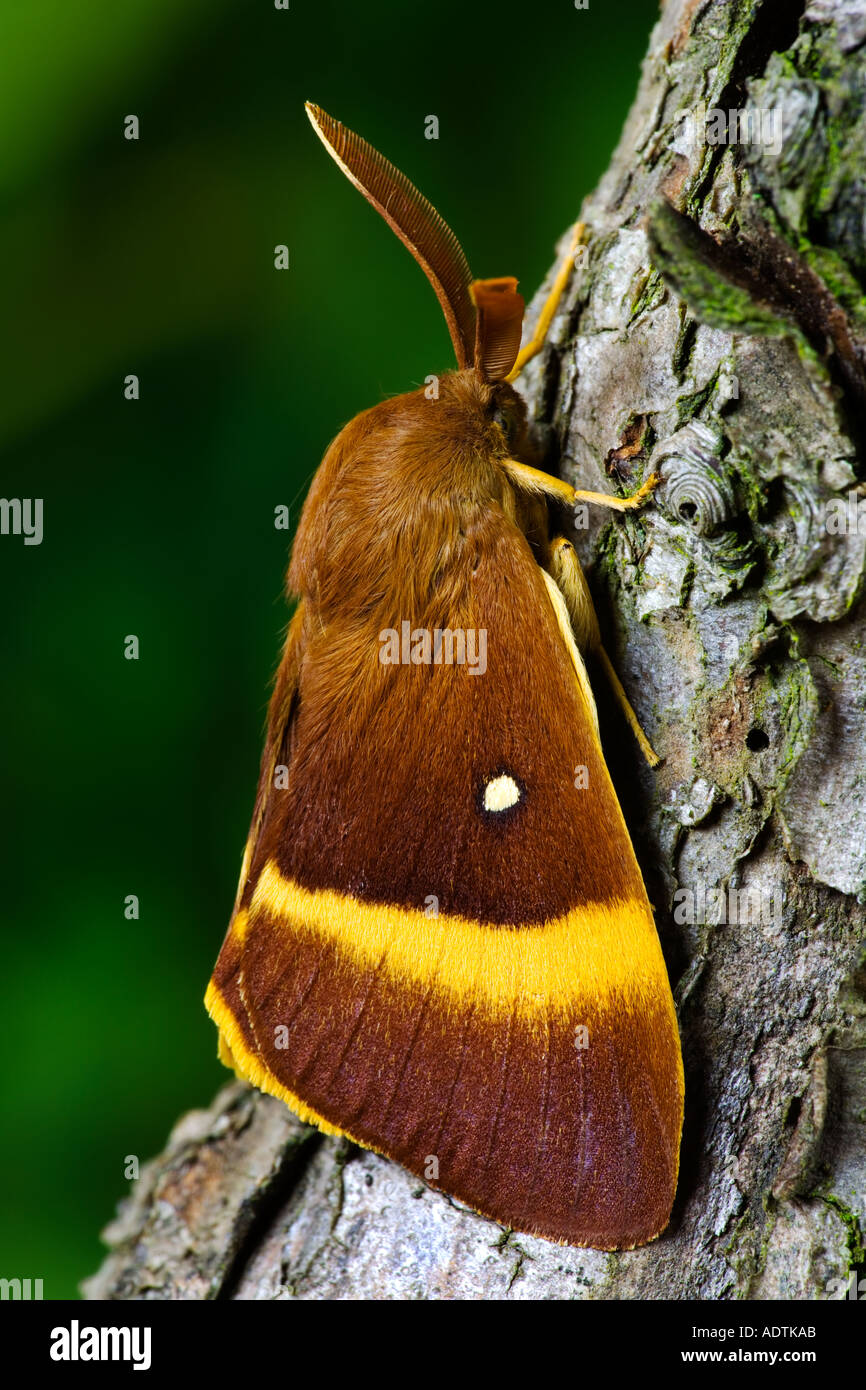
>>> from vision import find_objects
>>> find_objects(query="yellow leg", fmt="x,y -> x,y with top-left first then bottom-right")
548,537 -> 600,651
573,472 -> 660,511
502,458 -> 576,504
595,645 -> 661,769
502,458 -> 660,514
506,222 -> 586,382
547,536 -> 661,769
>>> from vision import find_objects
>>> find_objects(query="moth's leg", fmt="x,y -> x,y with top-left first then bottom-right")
505,456 -> 661,763
595,645 -> 661,769
506,222 -> 586,382
502,457 -> 659,513
573,472 -> 659,512
541,567 -> 600,742
547,534 -> 600,652
502,458 -> 576,504
548,537 -> 660,769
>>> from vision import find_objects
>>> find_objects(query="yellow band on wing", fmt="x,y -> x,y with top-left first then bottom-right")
244,859 -> 672,1022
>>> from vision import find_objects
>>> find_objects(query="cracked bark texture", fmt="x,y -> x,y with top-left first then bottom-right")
85,0 -> 866,1300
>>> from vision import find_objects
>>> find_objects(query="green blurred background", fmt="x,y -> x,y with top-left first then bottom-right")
0,0 -> 658,1296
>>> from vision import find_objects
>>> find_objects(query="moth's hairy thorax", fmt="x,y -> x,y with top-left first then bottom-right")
289,370 -> 532,624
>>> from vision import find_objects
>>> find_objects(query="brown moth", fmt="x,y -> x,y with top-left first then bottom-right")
205,103 -> 684,1249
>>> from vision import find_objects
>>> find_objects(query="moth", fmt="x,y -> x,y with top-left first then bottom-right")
205,103 -> 684,1249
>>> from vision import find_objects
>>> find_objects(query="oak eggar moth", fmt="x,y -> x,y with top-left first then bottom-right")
205,104 -> 684,1249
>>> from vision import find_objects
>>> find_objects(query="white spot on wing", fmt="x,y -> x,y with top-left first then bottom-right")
483,774 -> 521,813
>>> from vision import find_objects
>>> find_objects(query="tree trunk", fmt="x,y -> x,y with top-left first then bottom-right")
85,0 -> 866,1300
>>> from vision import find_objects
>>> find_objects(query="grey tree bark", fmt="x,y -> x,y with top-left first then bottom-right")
85,0 -> 866,1300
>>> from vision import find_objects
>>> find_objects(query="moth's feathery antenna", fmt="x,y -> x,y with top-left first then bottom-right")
305,102 -> 477,369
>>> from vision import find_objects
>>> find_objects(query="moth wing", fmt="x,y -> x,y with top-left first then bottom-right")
207,514 -> 683,1247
